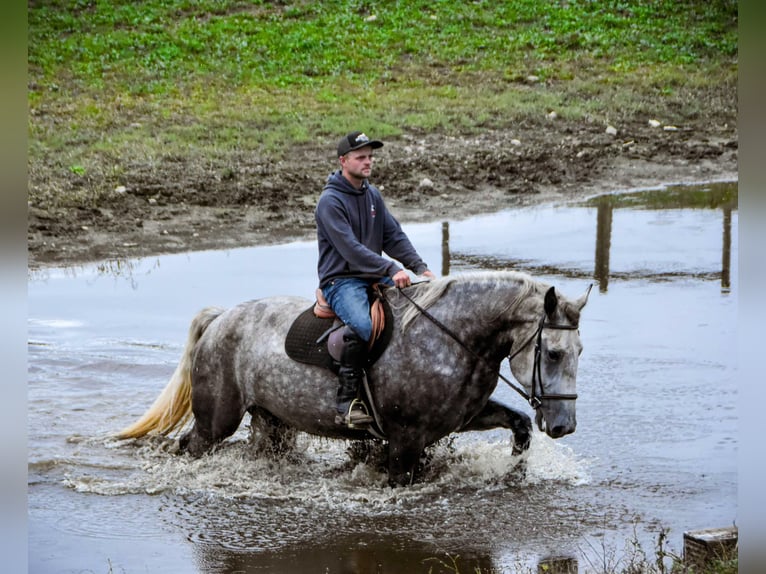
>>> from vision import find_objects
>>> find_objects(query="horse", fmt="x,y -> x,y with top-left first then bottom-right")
117,271 -> 592,486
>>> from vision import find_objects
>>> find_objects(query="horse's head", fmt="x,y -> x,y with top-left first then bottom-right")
508,283 -> 592,439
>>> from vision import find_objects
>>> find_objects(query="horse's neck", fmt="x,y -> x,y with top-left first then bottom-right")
421,276 -> 537,330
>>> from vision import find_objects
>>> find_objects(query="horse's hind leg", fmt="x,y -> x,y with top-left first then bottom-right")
178,368 -> 247,457
247,406 -> 297,457
461,399 -> 532,455
179,423 -> 218,457
179,405 -> 245,456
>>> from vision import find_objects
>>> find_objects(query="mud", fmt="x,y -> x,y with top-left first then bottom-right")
27,118 -> 737,269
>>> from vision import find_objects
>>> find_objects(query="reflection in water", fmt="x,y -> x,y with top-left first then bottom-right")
581,180 -> 737,210
538,555 -> 578,574
594,195 -> 614,293
189,512 -> 577,573
722,207 -> 731,292
28,255 -> 163,287
586,182 -> 736,293
193,537 -> 497,574
444,182 -> 736,291
441,221 -> 450,277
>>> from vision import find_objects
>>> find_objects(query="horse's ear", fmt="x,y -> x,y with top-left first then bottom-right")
573,283 -> 594,311
544,286 -> 557,317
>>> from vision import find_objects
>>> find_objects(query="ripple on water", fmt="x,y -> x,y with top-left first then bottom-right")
30,483 -> 174,540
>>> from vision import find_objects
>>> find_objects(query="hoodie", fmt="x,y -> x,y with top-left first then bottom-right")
315,170 -> 428,287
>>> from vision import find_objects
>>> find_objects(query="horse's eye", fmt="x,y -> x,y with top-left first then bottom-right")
547,350 -> 563,362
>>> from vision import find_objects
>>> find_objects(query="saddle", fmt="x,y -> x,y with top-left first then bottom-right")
284,284 -> 393,373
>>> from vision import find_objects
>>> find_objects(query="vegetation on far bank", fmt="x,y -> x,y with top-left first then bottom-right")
426,525 -> 737,574
28,0 -> 737,208
581,180 -> 738,210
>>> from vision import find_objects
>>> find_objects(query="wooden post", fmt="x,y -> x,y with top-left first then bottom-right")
683,526 -> 738,569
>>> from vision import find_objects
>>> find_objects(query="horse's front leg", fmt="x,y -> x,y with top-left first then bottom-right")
386,431 -> 426,487
460,399 -> 532,455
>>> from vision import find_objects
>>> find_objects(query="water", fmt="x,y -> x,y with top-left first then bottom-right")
28,182 -> 737,573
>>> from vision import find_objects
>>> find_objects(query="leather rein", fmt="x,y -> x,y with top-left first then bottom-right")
396,286 -> 579,410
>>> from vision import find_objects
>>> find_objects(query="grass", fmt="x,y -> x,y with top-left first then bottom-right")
424,527 -> 738,574
28,0 -> 737,205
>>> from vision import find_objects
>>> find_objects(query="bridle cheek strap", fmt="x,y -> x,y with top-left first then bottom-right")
508,316 -> 579,409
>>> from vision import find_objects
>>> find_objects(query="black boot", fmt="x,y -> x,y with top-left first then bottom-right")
335,327 -> 374,427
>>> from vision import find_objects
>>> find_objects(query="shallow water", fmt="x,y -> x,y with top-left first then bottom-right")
28,181 -> 737,573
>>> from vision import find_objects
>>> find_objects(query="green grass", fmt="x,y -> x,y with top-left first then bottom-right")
29,0 -> 737,87
28,0 -> 737,203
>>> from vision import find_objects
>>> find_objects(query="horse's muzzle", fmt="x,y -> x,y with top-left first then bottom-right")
547,424 -> 575,439
536,409 -> 576,438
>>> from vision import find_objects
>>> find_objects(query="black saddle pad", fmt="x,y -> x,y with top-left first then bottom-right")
284,307 -> 339,371
285,299 -> 394,371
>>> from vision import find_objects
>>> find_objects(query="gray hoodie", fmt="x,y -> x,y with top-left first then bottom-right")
315,170 -> 428,287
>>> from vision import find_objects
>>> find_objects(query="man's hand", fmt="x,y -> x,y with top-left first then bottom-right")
392,269 -> 435,288
392,269 -> 412,288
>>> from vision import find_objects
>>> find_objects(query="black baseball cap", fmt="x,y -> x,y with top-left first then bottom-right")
337,131 -> 384,157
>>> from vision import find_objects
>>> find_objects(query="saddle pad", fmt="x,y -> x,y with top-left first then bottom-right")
284,306 -> 338,371
284,299 -> 394,371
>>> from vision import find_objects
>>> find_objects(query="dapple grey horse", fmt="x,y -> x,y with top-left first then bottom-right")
118,271 -> 591,486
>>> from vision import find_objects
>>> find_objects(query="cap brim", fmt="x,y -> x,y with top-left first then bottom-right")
342,140 -> 384,155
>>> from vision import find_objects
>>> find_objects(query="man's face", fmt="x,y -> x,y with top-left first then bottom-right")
341,146 -> 375,181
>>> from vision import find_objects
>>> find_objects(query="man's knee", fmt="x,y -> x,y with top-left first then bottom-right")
346,321 -> 372,343
335,300 -> 373,342
340,326 -> 367,367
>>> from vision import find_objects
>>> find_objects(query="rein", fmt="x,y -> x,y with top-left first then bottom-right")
395,285 -> 579,410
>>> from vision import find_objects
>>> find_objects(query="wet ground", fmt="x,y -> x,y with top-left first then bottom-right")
27,120 -> 737,270
28,182 -> 737,573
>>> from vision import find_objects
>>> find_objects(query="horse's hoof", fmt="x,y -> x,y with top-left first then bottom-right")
511,432 -> 531,455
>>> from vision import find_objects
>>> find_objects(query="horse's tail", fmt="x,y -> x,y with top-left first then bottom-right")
116,306 -> 225,440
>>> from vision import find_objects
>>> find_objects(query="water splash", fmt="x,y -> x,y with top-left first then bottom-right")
60,429 -> 592,503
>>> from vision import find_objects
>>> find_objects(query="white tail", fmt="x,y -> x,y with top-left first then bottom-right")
116,307 -> 225,439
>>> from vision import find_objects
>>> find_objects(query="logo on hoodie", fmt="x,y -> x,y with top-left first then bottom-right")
370,203 -> 376,219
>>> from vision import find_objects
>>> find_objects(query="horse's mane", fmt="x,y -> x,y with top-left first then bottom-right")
396,270 -> 541,330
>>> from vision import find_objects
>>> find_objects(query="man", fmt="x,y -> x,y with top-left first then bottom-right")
316,131 -> 436,427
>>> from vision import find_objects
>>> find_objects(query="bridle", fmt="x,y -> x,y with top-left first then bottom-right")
396,287 -> 579,410
506,313 -> 579,409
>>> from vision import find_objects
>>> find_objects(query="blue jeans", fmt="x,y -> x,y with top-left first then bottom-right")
322,277 -> 393,342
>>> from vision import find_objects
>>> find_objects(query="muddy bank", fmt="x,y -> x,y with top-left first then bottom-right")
27,119 -> 737,270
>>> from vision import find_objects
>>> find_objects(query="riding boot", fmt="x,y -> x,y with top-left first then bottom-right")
335,327 -> 374,427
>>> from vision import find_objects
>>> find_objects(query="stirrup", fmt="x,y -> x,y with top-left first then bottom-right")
335,399 -> 373,428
